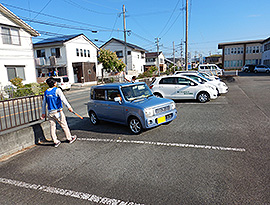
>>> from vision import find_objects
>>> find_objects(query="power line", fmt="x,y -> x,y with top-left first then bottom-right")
2,3 -> 116,30
62,0 -> 116,15
31,0 -> 53,20
158,0 -> 181,37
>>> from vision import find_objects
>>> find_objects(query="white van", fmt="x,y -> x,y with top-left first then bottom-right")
53,76 -> 71,91
198,64 -> 224,76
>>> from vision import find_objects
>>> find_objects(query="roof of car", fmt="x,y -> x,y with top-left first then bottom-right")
91,82 -> 145,89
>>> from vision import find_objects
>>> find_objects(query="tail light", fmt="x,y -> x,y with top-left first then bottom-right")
149,84 -> 154,89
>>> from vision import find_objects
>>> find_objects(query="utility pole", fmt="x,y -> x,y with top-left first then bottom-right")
155,37 -> 160,75
173,41 -> 175,72
185,0 -> 188,71
123,5 -> 128,75
180,39 -> 183,69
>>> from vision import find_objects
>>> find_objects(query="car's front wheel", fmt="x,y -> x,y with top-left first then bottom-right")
89,111 -> 99,125
197,92 -> 210,103
128,117 -> 142,134
154,93 -> 163,98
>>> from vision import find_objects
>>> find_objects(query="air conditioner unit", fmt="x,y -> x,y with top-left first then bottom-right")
50,56 -> 56,66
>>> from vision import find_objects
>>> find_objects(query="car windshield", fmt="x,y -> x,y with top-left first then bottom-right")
197,73 -> 212,81
121,84 -> 153,101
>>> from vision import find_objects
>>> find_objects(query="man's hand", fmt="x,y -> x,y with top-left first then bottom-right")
41,114 -> 46,120
68,107 -> 74,113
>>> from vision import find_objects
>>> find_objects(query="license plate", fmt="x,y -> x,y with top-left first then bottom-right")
157,116 -> 166,124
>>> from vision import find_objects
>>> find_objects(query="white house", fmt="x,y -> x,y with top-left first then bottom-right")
100,38 -> 147,76
145,52 -> 167,72
0,3 -> 39,87
262,37 -> 270,66
33,34 -> 99,84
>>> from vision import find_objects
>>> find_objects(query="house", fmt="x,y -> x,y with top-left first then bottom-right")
218,39 -> 264,69
100,38 -> 147,76
262,37 -> 270,66
145,52 -> 167,72
0,3 -> 39,87
33,34 -> 99,84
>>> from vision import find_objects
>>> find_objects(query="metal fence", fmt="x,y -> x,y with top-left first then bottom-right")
0,95 -> 44,132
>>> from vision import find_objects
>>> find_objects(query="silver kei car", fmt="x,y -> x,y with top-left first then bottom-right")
87,82 -> 177,134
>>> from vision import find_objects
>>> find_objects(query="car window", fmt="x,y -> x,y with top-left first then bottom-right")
159,77 -> 176,84
107,89 -> 120,101
63,77 -> 69,82
121,84 -> 152,101
94,89 -> 105,100
177,77 -> 192,85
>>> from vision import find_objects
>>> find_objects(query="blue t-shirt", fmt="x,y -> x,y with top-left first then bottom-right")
44,87 -> 63,111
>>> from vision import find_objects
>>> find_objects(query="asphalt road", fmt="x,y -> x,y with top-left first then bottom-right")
0,73 -> 269,204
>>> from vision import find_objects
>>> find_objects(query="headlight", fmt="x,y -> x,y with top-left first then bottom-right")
171,102 -> 176,110
144,108 -> 154,118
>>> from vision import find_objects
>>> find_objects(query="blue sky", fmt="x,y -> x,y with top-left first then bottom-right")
1,0 -> 270,58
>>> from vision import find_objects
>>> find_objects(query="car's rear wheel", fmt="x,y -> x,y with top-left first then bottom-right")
128,117 -> 142,134
89,111 -> 99,125
197,92 -> 210,103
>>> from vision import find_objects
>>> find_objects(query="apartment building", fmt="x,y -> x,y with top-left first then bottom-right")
218,39 -> 264,69
262,37 -> 270,66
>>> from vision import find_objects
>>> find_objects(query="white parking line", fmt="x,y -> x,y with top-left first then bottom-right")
78,138 -> 246,152
0,178 -> 144,205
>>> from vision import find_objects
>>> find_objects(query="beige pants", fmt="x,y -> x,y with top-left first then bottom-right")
48,110 -> 72,144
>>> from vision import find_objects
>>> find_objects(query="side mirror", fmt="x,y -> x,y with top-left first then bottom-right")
114,97 -> 122,104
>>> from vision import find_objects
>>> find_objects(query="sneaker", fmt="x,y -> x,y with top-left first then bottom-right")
54,141 -> 61,148
69,135 -> 77,144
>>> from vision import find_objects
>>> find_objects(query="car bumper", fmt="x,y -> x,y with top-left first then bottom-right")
144,109 -> 177,129
219,86 -> 229,94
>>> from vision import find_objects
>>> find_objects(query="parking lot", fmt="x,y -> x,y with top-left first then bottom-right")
0,74 -> 269,204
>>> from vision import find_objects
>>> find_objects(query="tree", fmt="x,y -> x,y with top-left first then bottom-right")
98,49 -> 126,81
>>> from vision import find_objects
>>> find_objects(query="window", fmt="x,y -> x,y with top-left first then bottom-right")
84,49 -> 87,57
76,48 -> 79,56
115,51 -> 123,58
107,89 -> 120,101
80,49 -> 83,57
177,77 -> 193,85
1,27 -> 20,45
51,48 -> 61,58
127,51 -> 131,55
88,50 -> 90,57
94,89 -> 105,100
37,49 -> 45,58
159,77 -> 176,84
6,66 -> 25,80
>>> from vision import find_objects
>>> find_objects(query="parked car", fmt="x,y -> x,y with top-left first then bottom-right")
53,76 -> 71,91
87,82 -> 177,134
150,75 -> 218,103
174,70 -> 220,81
176,73 -> 228,95
254,65 -> 270,73
241,64 -> 256,72
198,64 -> 224,76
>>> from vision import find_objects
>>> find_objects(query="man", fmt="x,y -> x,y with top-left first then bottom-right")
41,78 -> 77,147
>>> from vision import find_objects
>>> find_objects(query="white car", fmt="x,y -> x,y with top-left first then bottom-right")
53,76 -> 71,91
198,64 -> 224,76
254,65 -> 270,73
150,75 -> 218,103
176,73 -> 228,95
174,71 -> 220,81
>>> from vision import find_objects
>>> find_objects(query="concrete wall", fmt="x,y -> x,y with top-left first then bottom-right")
0,121 -> 51,159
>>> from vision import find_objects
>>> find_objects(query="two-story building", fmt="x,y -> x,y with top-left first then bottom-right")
33,34 -> 99,84
218,39 -> 264,69
100,38 -> 147,76
145,52 -> 167,72
262,37 -> 270,66
0,3 -> 39,87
